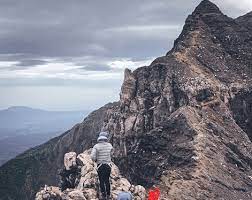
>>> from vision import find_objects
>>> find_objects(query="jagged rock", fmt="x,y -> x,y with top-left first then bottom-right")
58,164 -> 81,191
58,152 -> 82,190
35,186 -> 62,200
36,150 -> 146,200
131,185 -> 146,199
120,69 -> 137,106
64,152 -> 77,170
67,190 -> 86,200
102,0 -> 252,199
82,188 -> 97,199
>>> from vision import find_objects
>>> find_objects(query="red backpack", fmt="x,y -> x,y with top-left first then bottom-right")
148,187 -> 160,200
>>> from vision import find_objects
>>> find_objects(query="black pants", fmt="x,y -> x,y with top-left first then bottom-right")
97,163 -> 111,197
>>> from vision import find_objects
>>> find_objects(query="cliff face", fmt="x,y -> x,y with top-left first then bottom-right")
1,0 -> 252,199
102,0 -> 252,199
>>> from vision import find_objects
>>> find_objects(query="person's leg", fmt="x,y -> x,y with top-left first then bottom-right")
98,165 -> 106,198
104,164 -> 112,197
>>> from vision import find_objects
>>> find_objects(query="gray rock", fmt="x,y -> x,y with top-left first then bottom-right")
64,152 -> 77,170
36,150 -> 146,200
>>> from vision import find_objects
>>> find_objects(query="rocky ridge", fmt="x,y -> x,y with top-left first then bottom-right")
35,150 -> 146,200
102,0 -> 252,199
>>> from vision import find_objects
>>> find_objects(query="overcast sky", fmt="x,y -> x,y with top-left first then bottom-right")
0,0 -> 251,111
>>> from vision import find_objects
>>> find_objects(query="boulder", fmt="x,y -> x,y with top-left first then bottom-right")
64,152 -> 77,170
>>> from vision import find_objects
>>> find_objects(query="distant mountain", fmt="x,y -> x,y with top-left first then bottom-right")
0,106 -> 89,166
0,106 -> 88,137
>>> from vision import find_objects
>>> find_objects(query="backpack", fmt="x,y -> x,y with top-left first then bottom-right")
148,187 -> 160,200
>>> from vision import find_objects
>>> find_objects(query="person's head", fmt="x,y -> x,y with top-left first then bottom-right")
97,131 -> 109,142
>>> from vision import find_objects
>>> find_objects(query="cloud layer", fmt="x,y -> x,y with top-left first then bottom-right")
0,0 -> 250,110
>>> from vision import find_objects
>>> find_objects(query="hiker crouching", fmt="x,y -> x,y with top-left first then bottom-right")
91,131 -> 113,200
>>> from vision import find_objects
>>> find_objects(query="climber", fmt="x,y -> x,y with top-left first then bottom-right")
117,191 -> 133,200
91,131 -> 113,200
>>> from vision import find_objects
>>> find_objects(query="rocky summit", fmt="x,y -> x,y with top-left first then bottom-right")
0,0 -> 252,199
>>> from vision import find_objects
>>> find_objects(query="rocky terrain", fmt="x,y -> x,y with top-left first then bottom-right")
0,0 -> 252,199
101,1 -> 252,199
35,150 -> 146,200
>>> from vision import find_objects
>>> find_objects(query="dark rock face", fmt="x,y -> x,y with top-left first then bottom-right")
102,0 -> 252,199
0,103 -> 118,200
230,89 -> 252,141
236,11 -> 252,32
58,166 -> 81,191
113,107 -> 197,188
1,1 -> 252,199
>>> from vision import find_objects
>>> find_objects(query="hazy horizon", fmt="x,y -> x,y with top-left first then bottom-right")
0,105 -> 90,166
0,105 -> 90,112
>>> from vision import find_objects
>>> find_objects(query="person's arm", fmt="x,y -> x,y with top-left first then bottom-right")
91,145 -> 97,162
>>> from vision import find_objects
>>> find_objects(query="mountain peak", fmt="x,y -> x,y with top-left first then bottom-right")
193,0 -> 222,15
236,11 -> 252,29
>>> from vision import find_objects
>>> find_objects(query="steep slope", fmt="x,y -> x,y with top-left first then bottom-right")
0,103 -> 118,200
101,0 -> 252,199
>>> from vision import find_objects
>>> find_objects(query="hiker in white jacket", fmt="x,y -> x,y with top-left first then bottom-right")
91,132 -> 113,200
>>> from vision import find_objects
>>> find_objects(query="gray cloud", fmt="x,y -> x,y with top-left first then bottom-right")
0,0 -> 198,65
0,0 -> 250,110
0,0 -> 249,69
0,77 -> 122,88
15,59 -> 48,67
81,65 -> 113,72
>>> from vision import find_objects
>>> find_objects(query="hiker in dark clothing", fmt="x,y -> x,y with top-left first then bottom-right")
91,132 -> 113,200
